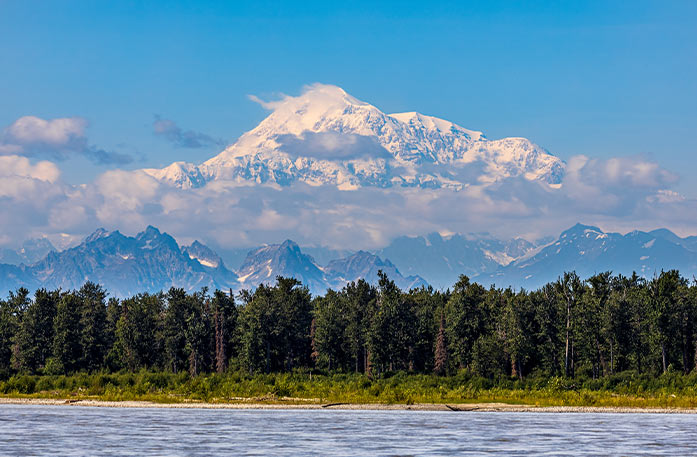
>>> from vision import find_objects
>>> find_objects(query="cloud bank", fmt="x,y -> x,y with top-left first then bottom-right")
275,132 -> 393,161
0,148 -> 693,253
0,116 -> 133,165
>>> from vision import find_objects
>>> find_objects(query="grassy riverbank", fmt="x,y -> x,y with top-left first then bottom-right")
3,370 -> 697,409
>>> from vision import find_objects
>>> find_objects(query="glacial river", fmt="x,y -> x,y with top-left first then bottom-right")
1,405 -> 695,456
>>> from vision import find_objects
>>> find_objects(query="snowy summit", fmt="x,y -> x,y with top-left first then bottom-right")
143,84 -> 565,190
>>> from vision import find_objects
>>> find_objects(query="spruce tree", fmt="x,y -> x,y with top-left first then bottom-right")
78,282 -> 108,371
51,293 -> 82,374
12,289 -> 59,373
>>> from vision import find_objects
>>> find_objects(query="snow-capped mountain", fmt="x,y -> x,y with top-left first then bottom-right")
482,224 -> 697,289
143,84 -> 565,190
378,232 -> 538,289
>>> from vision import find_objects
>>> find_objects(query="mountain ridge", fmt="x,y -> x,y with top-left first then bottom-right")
2,223 -> 697,297
0,228 -> 430,297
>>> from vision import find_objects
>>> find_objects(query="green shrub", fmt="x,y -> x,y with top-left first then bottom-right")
3,375 -> 37,394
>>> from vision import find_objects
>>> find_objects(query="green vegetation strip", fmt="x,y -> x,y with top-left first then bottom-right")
3,371 -> 697,409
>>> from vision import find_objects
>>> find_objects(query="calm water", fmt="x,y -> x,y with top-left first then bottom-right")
0,405 -> 695,456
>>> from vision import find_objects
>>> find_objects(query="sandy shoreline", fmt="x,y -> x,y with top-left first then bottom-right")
2,397 -> 696,413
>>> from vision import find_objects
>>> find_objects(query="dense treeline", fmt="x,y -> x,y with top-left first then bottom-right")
1,270 -> 696,382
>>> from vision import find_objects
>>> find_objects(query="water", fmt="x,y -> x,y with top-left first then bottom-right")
1,405 -> 695,456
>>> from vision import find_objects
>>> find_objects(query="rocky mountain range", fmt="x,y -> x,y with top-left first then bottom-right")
2,223 -> 697,298
0,227 -> 426,297
481,224 -> 697,289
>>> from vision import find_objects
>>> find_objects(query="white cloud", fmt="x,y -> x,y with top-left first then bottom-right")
1,115 -> 133,165
566,155 -> 677,189
247,94 -> 291,111
0,146 -> 694,254
0,155 -> 61,183
5,116 -> 87,146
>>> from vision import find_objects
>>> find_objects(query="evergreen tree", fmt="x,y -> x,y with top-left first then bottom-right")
0,288 -> 30,376
368,271 -> 416,373
409,286 -> 443,372
104,297 -> 122,370
184,289 -> 212,376
77,282 -> 108,371
51,293 -> 82,374
114,293 -> 163,371
503,290 -> 537,379
343,279 -> 376,373
312,289 -> 350,371
12,289 -> 59,373
163,288 -> 192,373
649,270 -> 688,373
445,275 -> 488,370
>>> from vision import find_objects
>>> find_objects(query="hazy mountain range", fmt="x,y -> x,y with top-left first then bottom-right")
0,227 -> 425,297
2,223 -> 697,297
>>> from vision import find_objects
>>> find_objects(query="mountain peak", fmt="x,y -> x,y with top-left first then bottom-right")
291,83 -> 369,108
142,161 -> 206,189
137,225 -> 161,239
183,240 -> 224,269
237,240 -> 325,291
562,223 -> 603,237
135,226 -> 180,251
85,228 -> 111,243
280,239 -> 300,249
239,84 -> 382,141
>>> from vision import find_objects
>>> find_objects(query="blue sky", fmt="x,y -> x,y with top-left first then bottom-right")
1,1 -> 697,251
1,0 -> 695,188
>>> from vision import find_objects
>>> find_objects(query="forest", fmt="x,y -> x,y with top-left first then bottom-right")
1,270 -> 697,406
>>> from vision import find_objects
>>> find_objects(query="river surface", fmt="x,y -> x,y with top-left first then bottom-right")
1,405 -> 695,456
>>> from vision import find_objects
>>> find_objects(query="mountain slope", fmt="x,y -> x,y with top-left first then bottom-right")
143,84 -> 565,191
324,250 -> 427,291
0,263 -> 38,295
483,224 -> 697,289
5,224 -> 697,297
236,240 -> 328,293
235,241 -> 428,294
0,238 -> 56,266
27,227 -> 238,297
378,232 -> 537,289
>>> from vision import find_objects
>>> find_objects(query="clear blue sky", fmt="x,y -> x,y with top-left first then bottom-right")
1,1 -> 696,191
